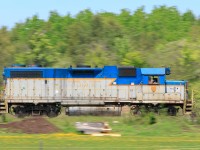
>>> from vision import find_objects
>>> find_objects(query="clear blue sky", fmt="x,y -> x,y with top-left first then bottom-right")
1,0 -> 200,29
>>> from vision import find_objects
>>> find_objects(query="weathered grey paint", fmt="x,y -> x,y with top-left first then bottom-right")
5,78 -> 186,105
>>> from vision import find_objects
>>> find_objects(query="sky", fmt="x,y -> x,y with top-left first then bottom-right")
1,0 -> 200,29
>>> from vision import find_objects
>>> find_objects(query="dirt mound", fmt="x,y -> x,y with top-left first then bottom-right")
0,117 -> 60,134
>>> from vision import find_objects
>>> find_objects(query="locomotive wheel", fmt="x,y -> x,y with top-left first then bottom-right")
16,109 -> 28,118
130,106 -> 142,115
153,106 -> 160,115
145,104 -> 160,114
134,109 -> 142,115
167,106 -> 177,116
13,106 -> 26,118
47,111 -> 58,118
46,105 -> 61,117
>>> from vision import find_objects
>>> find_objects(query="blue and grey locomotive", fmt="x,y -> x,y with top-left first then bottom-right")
2,65 -> 192,117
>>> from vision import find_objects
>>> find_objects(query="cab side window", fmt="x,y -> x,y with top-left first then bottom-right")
148,76 -> 159,84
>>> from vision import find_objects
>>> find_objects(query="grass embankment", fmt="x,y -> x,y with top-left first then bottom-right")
1,113 -> 200,149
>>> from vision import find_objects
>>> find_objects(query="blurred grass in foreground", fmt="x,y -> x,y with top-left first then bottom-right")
0,134 -> 200,150
1,112 -> 200,149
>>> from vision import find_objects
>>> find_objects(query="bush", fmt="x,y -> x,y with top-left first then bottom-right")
1,114 -> 7,122
149,114 -> 157,125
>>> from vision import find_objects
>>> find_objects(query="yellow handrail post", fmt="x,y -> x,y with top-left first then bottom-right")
192,89 -> 194,108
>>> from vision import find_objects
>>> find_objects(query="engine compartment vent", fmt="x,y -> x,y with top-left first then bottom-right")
76,65 -> 91,68
118,67 -> 136,77
10,71 -> 43,78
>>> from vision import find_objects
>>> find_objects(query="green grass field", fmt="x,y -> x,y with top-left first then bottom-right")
1,113 -> 200,150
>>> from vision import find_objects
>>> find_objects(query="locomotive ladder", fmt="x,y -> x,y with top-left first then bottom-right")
0,92 -> 8,114
184,90 -> 194,115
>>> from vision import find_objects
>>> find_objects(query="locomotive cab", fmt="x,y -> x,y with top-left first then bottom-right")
141,68 -> 168,85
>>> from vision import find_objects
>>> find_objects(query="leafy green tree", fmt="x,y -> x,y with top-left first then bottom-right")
0,6 -> 198,88
0,27 -> 15,66
15,31 -> 59,66
118,9 -> 132,28
121,51 -> 146,67
85,43 -> 112,66
147,6 -> 183,41
113,36 -> 131,64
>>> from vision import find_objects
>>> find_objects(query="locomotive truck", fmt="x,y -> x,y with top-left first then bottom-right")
0,65 -> 193,117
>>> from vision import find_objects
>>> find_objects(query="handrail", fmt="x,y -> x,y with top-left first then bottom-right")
191,89 -> 194,108
0,90 -> 3,100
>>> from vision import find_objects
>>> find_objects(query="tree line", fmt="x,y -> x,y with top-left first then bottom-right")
0,6 -> 200,87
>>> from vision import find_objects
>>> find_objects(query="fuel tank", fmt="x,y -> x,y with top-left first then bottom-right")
66,106 -> 121,116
